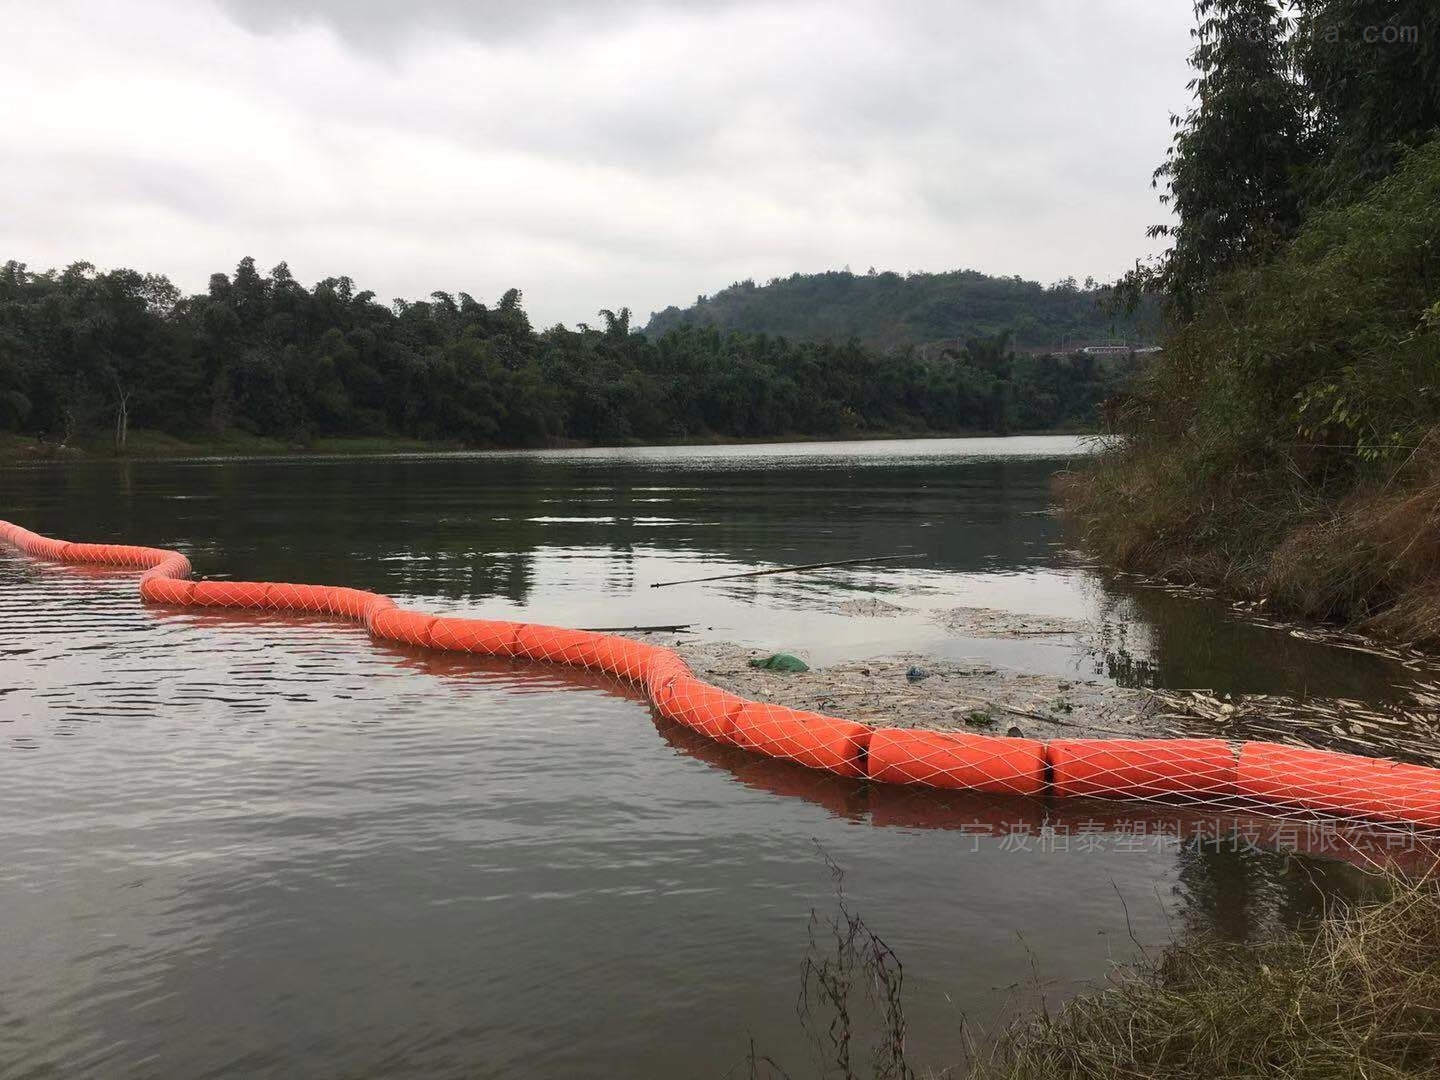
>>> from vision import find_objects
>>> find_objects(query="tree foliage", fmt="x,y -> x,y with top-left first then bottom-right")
1133,137 -> 1440,471
1293,0 -> 1440,204
645,268 -> 1162,351
1132,0 -> 1440,317
1063,137 -> 1440,641
1148,0 -> 1315,316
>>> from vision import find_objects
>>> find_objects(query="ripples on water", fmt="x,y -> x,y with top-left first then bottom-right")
0,438 -> 1386,1078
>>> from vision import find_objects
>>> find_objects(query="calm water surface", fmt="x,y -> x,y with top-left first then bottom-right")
0,437 -> 1400,1078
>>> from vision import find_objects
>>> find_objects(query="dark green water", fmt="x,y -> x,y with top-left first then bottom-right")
0,437 -> 1399,1078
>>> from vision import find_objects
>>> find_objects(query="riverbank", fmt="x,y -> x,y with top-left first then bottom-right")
1058,438 -> 1440,650
1057,140 -> 1440,651
960,877 -> 1440,1079
0,426 -> 1098,465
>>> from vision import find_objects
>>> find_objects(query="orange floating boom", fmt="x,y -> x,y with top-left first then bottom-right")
5,518 -> 1440,835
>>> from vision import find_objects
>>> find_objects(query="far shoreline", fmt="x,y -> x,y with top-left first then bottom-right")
0,426 -> 1101,465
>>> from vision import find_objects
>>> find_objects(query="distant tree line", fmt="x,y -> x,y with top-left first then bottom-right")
0,258 -> 1138,451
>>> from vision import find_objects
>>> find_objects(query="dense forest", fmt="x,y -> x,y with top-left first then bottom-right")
0,258 -> 1139,455
644,268 -> 1164,350
1063,0 -> 1440,644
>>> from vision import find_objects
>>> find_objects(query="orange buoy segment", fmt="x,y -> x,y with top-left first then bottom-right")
730,702 -> 871,778
8,516 -> 1440,832
1048,738 -> 1238,799
369,608 -> 437,649
654,675 -> 747,743
139,573 -> 196,605
1237,741 -> 1440,829
867,728 -> 1047,795
513,624 -> 685,686
514,624 -> 608,665
643,651 -> 692,697
188,580 -> 273,608
265,582 -> 343,613
29,535 -> 72,560
144,552 -> 193,579
585,636 -> 675,684
57,543 -> 172,568
430,616 -> 523,657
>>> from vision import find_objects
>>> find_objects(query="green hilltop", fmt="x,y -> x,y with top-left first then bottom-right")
644,268 -> 1164,350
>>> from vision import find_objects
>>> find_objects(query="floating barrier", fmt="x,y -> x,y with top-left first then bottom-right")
6,518 -> 1440,840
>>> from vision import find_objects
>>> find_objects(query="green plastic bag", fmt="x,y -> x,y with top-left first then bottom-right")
748,652 -> 809,672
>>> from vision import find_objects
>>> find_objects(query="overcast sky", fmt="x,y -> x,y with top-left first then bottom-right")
2,0 -> 1195,328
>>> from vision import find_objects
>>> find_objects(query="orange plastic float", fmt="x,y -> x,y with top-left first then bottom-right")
1047,738 -> 1237,799
1236,741 -> 1440,830
369,608 -> 437,648
189,580 -> 273,608
642,650 -> 692,697
6,517 -> 1440,837
430,616 -> 523,657
511,624 -> 678,685
653,675 -> 747,742
867,728 -> 1047,795
729,702 -> 871,778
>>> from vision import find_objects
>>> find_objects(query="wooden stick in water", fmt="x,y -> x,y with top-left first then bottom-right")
582,623 -> 693,633
650,553 -> 924,588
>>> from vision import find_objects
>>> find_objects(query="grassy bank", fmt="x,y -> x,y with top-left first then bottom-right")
763,865 -> 1440,1079
965,879 -> 1440,1079
1059,138 -> 1440,648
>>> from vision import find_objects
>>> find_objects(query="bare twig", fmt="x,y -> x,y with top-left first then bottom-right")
580,623 -> 693,633
650,554 -> 924,588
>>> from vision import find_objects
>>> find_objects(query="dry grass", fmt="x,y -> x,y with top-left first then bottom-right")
1266,441 -> 1440,645
732,849 -> 1440,1079
1058,430 -> 1440,649
963,879 -> 1440,1080
740,866 -> 1440,1080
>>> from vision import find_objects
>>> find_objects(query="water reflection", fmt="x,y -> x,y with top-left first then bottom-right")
1080,577 -> 1412,699
0,438 -> 1420,701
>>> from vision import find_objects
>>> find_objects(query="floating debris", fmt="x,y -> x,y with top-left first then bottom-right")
637,633 -> 1440,756
651,642 -> 1165,740
932,605 -> 1087,639
836,597 -> 906,618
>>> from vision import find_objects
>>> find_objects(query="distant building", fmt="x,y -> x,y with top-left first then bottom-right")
1009,342 -> 1162,360
1075,339 -> 1161,357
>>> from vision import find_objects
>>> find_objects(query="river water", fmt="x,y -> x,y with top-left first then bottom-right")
0,437 -> 1406,1078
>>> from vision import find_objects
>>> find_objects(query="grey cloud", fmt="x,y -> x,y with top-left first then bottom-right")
4,150 -> 239,221
214,0 -> 765,48
2,0 -> 1194,328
